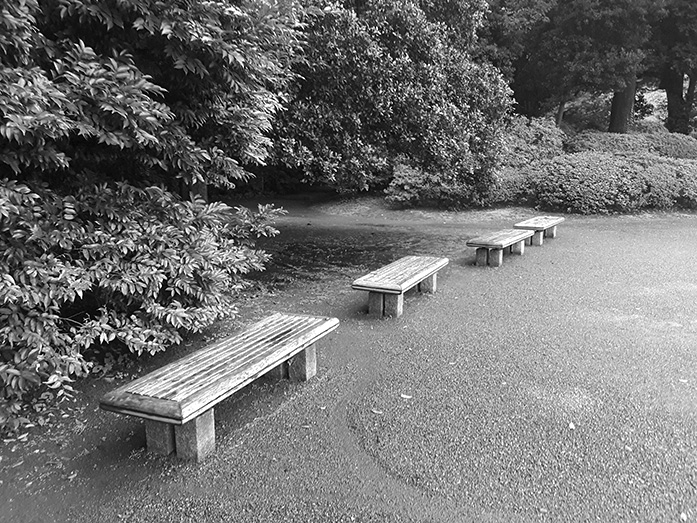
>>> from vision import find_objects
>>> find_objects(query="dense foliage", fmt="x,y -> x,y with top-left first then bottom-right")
1,0 -> 304,189
527,151 -> 697,213
566,130 -> 697,159
0,0 -> 304,432
0,180 -> 283,430
492,124 -> 697,212
489,116 -> 564,204
272,0 -> 512,205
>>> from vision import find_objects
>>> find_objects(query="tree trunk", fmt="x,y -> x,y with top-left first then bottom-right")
608,73 -> 636,133
661,66 -> 690,134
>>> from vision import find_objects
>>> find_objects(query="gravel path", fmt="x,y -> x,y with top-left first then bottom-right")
2,198 -> 696,522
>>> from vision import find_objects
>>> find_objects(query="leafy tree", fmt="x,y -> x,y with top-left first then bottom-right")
502,0 -> 654,132
475,0 -> 555,80
0,0 -> 303,432
1,0 -> 304,191
272,0 -> 512,204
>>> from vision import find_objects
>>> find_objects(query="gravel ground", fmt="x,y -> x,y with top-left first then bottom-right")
1,196 -> 696,522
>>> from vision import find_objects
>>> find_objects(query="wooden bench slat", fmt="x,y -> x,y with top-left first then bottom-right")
131,315 -> 324,399
465,229 -> 534,249
130,315 -> 313,398
513,216 -> 565,230
165,319 -> 318,402
100,313 -> 339,423
179,323 -> 331,421
352,255 -> 449,293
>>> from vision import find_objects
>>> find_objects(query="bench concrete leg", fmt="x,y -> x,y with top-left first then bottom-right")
489,248 -> 503,267
384,293 -> 404,317
145,420 -> 175,455
511,240 -> 525,255
174,409 -> 215,462
266,361 -> 289,380
532,231 -> 544,246
544,225 -> 557,238
418,273 -> 437,293
475,248 -> 488,266
368,291 -> 384,317
289,343 -> 317,381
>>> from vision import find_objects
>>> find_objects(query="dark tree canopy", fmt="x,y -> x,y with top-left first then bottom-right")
479,0 -> 697,133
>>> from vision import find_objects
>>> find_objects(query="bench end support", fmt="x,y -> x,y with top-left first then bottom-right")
489,248 -> 503,267
368,291 -> 384,318
475,248 -> 488,266
511,240 -> 525,255
175,409 -> 215,462
145,420 -> 175,456
289,344 -> 317,381
417,273 -> 437,293
532,231 -> 544,246
384,293 -> 404,317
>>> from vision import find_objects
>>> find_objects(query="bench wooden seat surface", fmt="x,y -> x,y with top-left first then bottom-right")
466,229 -> 534,249
351,255 -> 449,294
513,216 -> 565,230
100,313 -> 339,425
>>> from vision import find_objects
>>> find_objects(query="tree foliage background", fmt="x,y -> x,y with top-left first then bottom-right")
478,0 -> 697,134
271,0 -> 513,205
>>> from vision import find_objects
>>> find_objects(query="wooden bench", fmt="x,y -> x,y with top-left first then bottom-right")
466,229 -> 534,267
513,215 -> 565,246
352,255 -> 449,318
100,312 -> 339,461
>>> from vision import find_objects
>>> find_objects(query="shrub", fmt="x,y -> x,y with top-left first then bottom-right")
383,161 -> 485,208
0,180 -> 283,432
566,130 -> 697,160
500,116 -> 566,170
565,131 -> 653,155
489,116 -> 565,204
561,94 -> 613,132
527,151 -> 697,213
649,133 -> 697,160
630,119 -> 670,135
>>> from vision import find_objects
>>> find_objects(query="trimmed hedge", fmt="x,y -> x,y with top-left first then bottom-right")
566,130 -> 697,160
489,117 -> 565,205
525,152 -> 697,214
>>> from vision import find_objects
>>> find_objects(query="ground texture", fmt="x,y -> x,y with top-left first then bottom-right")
1,196 -> 696,522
